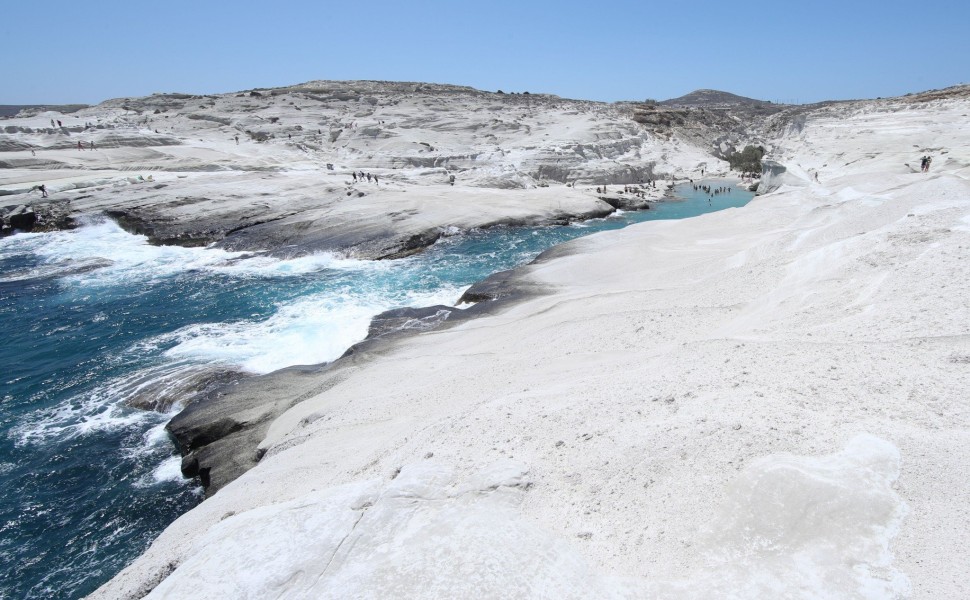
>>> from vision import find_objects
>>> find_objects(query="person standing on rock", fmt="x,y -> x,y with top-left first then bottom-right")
39,184 -> 48,198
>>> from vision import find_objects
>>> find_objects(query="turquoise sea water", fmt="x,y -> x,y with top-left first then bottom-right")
0,181 -> 752,598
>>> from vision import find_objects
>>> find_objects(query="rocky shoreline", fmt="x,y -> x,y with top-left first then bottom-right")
1,79 -> 769,259
2,178 -> 674,258
7,80 -> 968,598
163,215 -> 601,496
0,76 -> 786,502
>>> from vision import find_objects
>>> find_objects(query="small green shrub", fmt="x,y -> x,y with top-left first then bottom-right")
728,145 -> 765,173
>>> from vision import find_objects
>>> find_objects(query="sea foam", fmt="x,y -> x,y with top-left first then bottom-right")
160,284 -> 464,374
8,219 -> 468,446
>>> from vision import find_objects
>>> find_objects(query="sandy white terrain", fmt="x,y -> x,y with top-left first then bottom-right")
61,83 -> 970,600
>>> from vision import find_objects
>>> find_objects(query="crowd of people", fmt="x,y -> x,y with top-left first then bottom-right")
351,171 -> 378,185
594,180 -> 657,196
693,184 -> 732,196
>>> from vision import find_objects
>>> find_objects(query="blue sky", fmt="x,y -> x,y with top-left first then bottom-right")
3,0 -> 967,105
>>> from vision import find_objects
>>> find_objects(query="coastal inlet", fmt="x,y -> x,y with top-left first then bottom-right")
0,181 -> 751,599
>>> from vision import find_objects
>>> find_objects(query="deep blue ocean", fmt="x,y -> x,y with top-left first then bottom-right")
0,181 -> 752,599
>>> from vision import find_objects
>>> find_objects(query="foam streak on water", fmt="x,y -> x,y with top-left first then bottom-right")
0,183 -> 754,599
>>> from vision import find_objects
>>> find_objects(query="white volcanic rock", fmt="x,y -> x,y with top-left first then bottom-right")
141,439 -> 906,599
1,81 -> 724,255
144,461 -> 617,599
90,86 -> 970,599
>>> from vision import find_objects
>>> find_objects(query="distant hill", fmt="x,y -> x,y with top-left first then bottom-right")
0,104 -> 88,118
660,89 -> 779,109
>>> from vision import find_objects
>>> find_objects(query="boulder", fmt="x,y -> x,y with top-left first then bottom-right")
758,159 -> 800,195
6,205 -> 37,231
165,364 -> 330,496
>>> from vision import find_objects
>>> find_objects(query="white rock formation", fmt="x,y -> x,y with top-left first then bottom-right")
1,81 -> 723,257
85,85 -> 970,598
143,438 -> 907,599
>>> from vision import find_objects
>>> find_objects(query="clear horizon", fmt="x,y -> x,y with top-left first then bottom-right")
3,0 -> 968,106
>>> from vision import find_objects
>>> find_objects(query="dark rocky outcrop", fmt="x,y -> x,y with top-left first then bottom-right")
363,305 -> 456,340
1,200 -> 75,238
126,368 -> 248,412
597,194 -> 653,211
375,230 -> 443,259
186,114 -> 232,126
457,266 -> 553,305
166,364 -> 333,495
210,203 -> 618,260
105,209 -> 223,247
3,205 -> 36,232
631,107 -> 690,127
